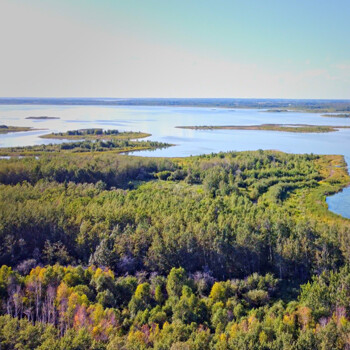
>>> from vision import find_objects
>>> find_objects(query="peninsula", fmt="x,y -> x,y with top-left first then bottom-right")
0,125 -> 36,134
176,123 -> 350,133
322,113 -> 350,118
0,128 -> 169,157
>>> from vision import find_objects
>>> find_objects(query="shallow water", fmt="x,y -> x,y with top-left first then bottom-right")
0,104 -> 349,218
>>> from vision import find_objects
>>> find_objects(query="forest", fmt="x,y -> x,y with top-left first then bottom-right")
0,137 -> 350,349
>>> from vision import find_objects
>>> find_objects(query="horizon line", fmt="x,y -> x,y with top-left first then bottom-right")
0,97 -> 349,101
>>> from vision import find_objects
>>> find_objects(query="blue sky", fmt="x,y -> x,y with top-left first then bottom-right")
0,0 -> 349,98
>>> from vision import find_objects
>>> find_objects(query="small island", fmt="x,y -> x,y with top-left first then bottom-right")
322,113 -> 350,118
26,116 -> 60,120
176,124 -> 350,133
262,109 -> 290,113
0,125 -> 36,134
40,128 -> 151,140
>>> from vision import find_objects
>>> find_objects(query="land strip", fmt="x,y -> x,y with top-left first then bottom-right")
177,123 -> 350,133
0,125 -> 38,134
40,128 -> 150,140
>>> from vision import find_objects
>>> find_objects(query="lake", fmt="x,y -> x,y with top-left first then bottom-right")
0,104 -> 350,218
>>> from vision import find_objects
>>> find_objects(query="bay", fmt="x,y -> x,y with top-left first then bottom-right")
0,104 -> 349,218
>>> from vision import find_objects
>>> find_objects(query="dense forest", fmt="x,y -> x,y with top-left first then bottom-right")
0,139 -> 350,349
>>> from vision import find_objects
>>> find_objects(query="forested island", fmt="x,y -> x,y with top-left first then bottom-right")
26,116 -> 60,120
1,140 -> 350,349
41,128 -> 151,140
177,124 -> 350,133
262,109 -> 290,113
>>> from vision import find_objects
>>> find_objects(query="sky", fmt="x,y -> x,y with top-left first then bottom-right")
0,0 -> 349,99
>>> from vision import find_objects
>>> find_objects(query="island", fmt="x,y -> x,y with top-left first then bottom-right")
0,128 -> 170,157
262,109 -> 290,113
0,125 -> 36,134
26,116 -> 60,120
322,113 -> 350,118
176,123 -> 350,133
40,128 -> 151,140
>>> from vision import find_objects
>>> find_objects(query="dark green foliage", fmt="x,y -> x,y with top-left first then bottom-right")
0,149 -> 350,348
0,151 -> 346,280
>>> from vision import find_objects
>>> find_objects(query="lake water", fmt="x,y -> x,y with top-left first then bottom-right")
0,104 -> 349,219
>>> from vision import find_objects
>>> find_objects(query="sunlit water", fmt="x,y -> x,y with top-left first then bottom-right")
0,104 -> 349,218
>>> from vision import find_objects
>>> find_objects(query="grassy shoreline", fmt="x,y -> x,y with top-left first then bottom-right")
285,153 -> 350,222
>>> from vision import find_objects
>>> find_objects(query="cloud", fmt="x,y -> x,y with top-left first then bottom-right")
333,63 -> 350,71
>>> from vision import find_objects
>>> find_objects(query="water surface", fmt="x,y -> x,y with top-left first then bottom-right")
0,104 -> 349,218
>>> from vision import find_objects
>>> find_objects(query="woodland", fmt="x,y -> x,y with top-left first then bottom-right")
0,130 -> 350,349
